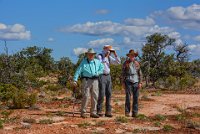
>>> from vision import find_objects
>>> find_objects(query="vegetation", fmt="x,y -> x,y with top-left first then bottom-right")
39,119 -> 54,124
0,33 -> 199,111
115,116 -> 128,123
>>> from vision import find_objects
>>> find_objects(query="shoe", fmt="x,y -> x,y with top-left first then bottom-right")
97,112 -> 104,117
125,113 -> 130,117
132,113 -> 138,117
81,114 -> 87,118
90,114 -> 100,118
105,112 -> 113,118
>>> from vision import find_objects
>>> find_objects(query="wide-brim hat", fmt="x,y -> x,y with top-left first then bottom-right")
126,49 -> 138,57
103,45 -> 115,51
85,48 -> 96,54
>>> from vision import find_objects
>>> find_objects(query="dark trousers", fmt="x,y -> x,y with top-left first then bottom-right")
97,74 -> 112,114
125,80 -> 139,114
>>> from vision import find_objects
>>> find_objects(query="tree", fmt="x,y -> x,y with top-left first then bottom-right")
174,43 -> 189,63
57,57 -> 74,86
141,33 -> 175,87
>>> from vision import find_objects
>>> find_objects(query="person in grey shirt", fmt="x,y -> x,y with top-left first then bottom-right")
97,45 -> 121,117
122,49 -> 142,117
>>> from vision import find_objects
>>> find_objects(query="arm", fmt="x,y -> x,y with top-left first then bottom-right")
73,60 -> 84,81
137,68 -> 143,89
109,55 -> 121,65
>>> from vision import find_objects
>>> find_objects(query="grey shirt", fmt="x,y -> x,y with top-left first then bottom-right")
122,60 -> 142,83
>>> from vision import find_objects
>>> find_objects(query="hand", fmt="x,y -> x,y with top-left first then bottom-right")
134,61 -> 140,68
138,83 -> 142,89
72,81 -> 78,87
105,51 -> 110,57
122,82 -> 125,90
112,50 -> 117,57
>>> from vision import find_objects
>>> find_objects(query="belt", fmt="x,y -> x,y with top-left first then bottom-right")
102,73 -> 110,76
81,76 -> 99,80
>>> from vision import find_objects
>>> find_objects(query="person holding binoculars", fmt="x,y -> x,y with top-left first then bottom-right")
97,45 -> 121,117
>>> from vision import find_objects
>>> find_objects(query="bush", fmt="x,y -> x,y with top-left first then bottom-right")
12,90 -> 28,109
154,114 -> 166,121
0,119 -> 3,129
77,122 -> 91,128
179,75 -> 197,90
39,119 -> 54,124
27,93 -> 37,107
0,83 -> 37,109
136,114 -> 149,121
0,83 -> 17,102
45,84 -> 63,91
163,124 -> 174,132
115,116 -> 128,123
162,74 -> 197,90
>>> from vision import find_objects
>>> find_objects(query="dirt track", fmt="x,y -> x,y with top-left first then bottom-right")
0,92 -> 200,134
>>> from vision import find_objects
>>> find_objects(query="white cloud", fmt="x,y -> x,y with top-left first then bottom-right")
61,21 -> 122,36
168,31 -> 183,46
194,35 -> 200,42
88,38 -> 115,48
124,17 -> 155,26
73,47 -> 88,56
188,44 -> 200,59
61,21 -> 173,37
153,4 -> 200,30
96,9 -> 109,15
47,37 -> 54,42
0,23 -> 31,41
0,23 -> 7,30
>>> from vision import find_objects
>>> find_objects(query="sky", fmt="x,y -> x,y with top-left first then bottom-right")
0,0 -> 200,62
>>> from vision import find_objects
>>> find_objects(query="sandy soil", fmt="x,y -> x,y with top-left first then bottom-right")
0,92 -> 200,134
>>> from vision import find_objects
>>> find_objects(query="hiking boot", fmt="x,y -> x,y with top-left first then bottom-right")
97,112 -> 104,117
81,114 -> 87,118
90,114 -> 100,118
132,113 -> 138,117
105,112 -> 113,118
125,113 -> 130,117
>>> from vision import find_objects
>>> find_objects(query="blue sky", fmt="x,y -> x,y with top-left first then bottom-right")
0,0 -> 200,62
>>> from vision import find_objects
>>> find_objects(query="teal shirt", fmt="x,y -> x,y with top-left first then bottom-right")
73,58 -> 104,81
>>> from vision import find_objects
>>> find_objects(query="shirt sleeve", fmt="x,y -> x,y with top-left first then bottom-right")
97,54 -> 103,62
73,60 -> 84,81
109,55 -> 121,65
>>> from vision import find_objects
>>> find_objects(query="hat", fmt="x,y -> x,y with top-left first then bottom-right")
103,45 -> 115,51
126,49 -> 138,57
85,48 -> 96,54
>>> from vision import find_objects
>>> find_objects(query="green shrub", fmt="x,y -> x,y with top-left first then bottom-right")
0,119 -> 4,129
46,84 -> 63,91
163,124 -> 174,132
77,122 -> 91,128
27,93 -> 37,107
0,84 -> 17,102
12,90 -> 28,109
154,121 -> 161,127
1,110 -> 13,121
39,119 -> 54,124
175,114 -> 186,121
136,114 -> 149,121
154,114 -> 166,121
95,121 -> 105,126
115,116 -> 128,123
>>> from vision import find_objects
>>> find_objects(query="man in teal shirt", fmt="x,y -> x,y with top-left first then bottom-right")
73,48 -> 104,118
